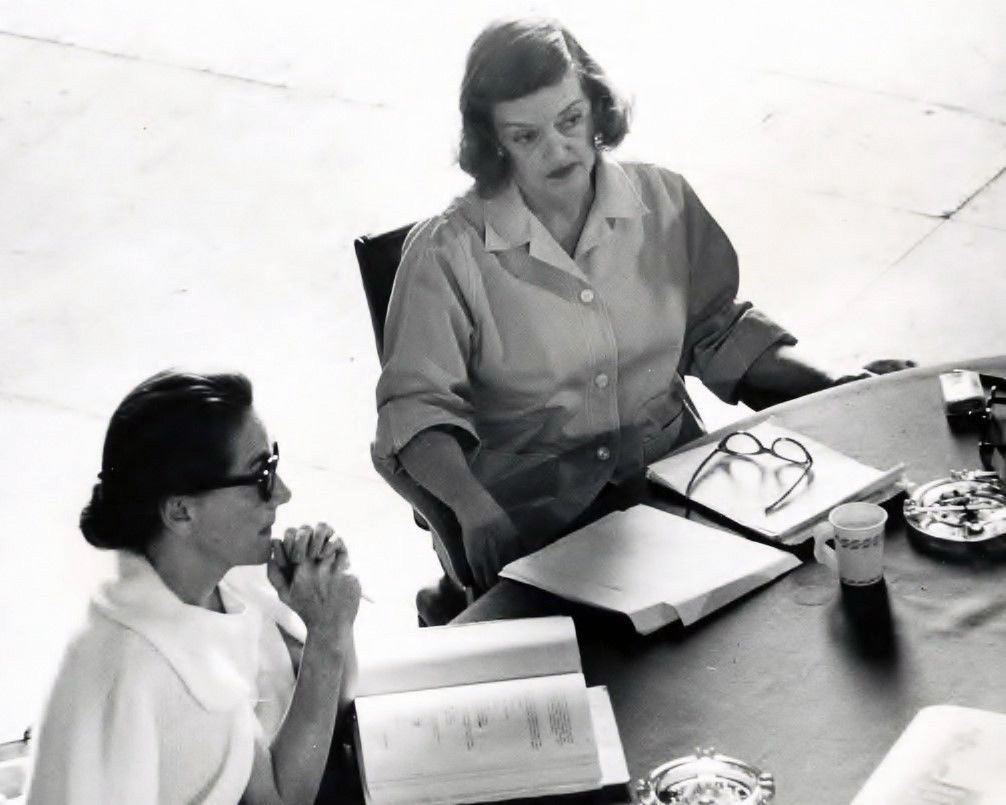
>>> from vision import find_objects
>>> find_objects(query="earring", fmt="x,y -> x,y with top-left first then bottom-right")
593,133 -> 603,149
496,146 -> 505,158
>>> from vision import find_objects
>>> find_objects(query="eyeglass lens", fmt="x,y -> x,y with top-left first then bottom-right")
259,443 -> 279,501
722,432 -> 809,465
770,437 -> 811,465
722,432 -> 763,455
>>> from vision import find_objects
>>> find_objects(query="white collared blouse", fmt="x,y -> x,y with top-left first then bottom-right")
374,156 -> 794,539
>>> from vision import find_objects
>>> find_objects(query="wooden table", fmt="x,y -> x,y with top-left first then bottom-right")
455,356 -> 1006,804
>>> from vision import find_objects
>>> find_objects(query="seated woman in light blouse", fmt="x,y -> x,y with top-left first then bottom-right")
373,17 -> 912,602
27,370 -> 361,804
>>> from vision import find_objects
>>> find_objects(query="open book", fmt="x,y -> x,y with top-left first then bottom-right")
852,704 -> 1006,803
353,616 -> 629,805
500,506 -> 800,635
647,419 -> 904,545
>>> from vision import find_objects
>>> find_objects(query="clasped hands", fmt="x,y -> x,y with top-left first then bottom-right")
267,522 -> 361,638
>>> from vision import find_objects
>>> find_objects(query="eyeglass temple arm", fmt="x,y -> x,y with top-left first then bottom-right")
683,448 -> 725,518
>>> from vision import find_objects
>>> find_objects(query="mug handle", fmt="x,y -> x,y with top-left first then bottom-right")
812,521 -> 838,573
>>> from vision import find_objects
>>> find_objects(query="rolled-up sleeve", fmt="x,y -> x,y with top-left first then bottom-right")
678,179 -> 796,403
373,219 -> 480,472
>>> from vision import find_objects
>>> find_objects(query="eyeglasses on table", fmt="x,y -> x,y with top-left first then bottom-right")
684,431 -> 813,517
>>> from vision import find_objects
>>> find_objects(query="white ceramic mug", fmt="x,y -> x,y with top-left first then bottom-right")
814,502 -> 887,586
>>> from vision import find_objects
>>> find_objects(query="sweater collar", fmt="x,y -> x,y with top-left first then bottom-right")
92,552 -> 260,712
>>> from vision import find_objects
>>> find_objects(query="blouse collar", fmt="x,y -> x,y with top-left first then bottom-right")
482,152 -> 649,260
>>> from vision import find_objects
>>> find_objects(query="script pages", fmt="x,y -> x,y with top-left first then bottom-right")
353,616 -> 628,805
852,705 -> 1006,803
500,506 -> 800,634
647,419 -> 903,545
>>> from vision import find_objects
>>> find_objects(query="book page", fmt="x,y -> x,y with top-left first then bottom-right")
354,616 -> 581,698
356,672 -> 600,804
852,704 -> 1006,804
648,419 -> 898,540
588,686 -> 630,787
501,506 -> 799,633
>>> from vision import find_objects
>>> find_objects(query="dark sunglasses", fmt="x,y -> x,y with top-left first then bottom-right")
685,431 -> 813,516
188,442 -> 280,502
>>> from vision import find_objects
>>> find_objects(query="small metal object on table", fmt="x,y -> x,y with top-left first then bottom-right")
903,470 -> 1006,558
634,747 -> 774,804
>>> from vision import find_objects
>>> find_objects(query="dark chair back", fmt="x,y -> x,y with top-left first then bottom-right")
355,224 -> 477,593
354,223 -> 414,358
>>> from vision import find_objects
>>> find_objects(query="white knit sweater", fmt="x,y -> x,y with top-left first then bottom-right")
26,554 -> 300,804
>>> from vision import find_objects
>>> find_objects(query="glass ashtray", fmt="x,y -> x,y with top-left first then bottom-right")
633,747 -> 775,804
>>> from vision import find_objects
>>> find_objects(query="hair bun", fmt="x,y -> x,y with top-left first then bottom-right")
84,369 -> 254,553
79,482 -> 115,549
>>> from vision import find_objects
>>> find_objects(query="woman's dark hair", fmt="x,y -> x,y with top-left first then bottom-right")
458,17 -> 630,197
79,370 -> 254,553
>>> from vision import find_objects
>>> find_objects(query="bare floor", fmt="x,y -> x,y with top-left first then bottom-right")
1,1 -> 1004,741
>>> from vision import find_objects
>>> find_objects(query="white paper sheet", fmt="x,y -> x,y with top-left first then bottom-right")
589,686 -> 630,787
500,505 -> 800,633
852,704 -> 1006,803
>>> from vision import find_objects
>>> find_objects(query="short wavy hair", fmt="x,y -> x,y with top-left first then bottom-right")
458,18 -> 630,198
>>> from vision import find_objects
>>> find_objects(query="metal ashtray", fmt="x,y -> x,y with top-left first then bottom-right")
903,471 -> 1006,559
634,747 -> 775,804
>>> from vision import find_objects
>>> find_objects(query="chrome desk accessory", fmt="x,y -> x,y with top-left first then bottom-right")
633,747 -> 775,804
903,470 -> 1006,558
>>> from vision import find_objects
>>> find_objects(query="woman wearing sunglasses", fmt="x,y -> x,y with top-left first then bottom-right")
27,369 -> 361,804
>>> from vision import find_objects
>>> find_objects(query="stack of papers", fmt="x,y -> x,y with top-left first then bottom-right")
647,420 -> 904,545
501,506 -> 800,634
853,705 -> 1006,803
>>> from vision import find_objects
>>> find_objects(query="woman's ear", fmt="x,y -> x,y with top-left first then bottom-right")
160,495 -> 194,536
